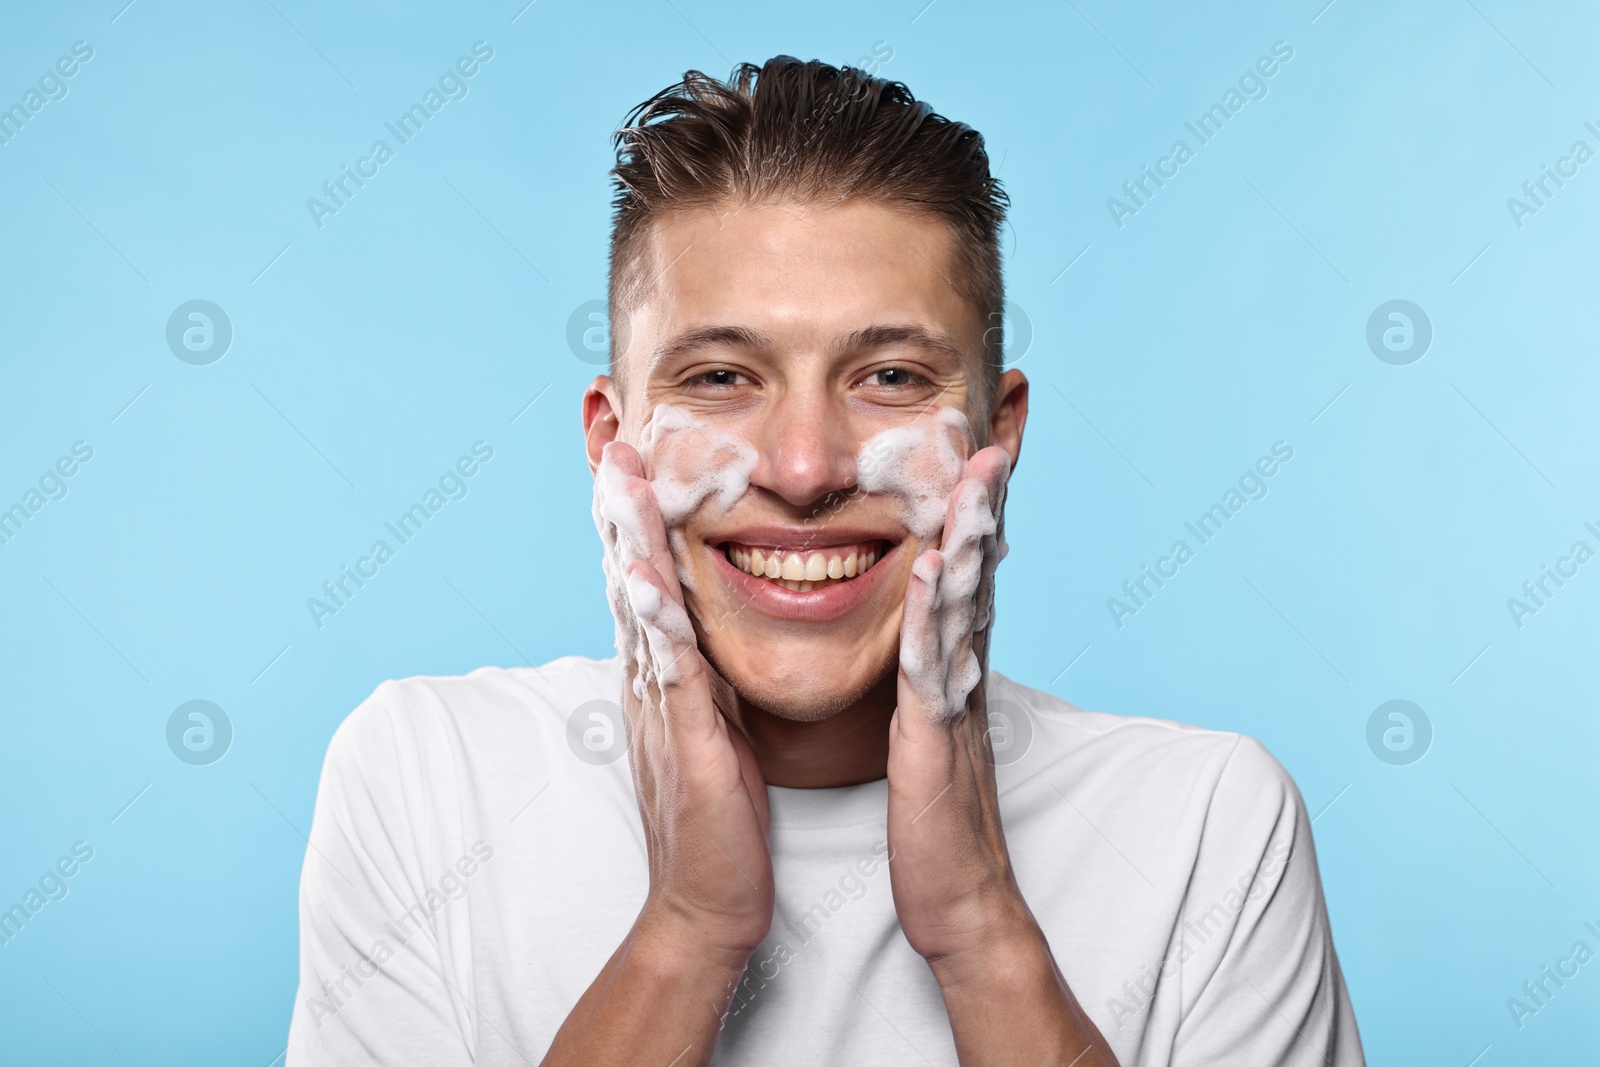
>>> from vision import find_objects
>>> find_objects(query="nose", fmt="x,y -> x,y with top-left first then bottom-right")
746,389 -> 859,509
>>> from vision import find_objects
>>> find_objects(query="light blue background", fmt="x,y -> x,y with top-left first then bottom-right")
2,1 -> 1595,1063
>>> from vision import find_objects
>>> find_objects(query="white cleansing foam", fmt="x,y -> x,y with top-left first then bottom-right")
854,405 -> 973,542
852,406 -> 1010,721
593,401 -> 1008,719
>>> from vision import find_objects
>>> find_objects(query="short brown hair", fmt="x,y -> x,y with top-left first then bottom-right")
607,55 -> 1009,386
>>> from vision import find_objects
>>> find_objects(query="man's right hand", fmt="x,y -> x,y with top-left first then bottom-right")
541,441 -> 772,1066
600,441 -> 775,961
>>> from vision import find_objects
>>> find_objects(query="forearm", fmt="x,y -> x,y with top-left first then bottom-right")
540,911 -> 752,1067
929,918 -> 1119,1067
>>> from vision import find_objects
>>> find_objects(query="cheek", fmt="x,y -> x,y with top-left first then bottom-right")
642,406 -> 757,525
900,436 -> 966,496
855,410 -> 971,540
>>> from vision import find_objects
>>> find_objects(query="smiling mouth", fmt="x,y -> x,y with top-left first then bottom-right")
721,541 -> 891,592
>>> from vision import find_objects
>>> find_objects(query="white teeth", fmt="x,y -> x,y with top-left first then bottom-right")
727,543 -> 885,589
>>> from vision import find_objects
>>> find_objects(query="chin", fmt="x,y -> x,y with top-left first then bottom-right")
699,638 -> 899,723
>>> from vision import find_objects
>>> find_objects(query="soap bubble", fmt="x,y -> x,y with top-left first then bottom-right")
639,404 -> 757,525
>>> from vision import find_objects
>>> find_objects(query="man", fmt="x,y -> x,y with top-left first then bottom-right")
288,56 -> 1363,1066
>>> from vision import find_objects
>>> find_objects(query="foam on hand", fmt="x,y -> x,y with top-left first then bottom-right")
590,458 -> 647,699
595,452 -> 650,560
623,567 -> 695,689
928,475 -> 1005,717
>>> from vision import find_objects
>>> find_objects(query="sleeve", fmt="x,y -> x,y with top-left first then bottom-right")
1169,736 -> 1364,1066
286,682 -> 477,1066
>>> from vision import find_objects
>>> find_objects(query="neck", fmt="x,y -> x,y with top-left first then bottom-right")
732,671 -> 898,788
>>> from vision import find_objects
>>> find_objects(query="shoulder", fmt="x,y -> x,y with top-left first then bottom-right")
989,671 -> 1303,838
320,655 -> 624,790
991,671 -> 1289,779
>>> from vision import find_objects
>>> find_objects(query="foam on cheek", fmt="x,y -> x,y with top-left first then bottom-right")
855,406 -> 972,541
640,405 -> 757,526
638,404 -> 758,597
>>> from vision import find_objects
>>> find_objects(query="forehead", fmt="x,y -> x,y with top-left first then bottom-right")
618,199 -> 983,380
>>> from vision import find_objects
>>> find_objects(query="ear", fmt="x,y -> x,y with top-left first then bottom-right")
988,369 -> 1028,473
582,376 -> 622,475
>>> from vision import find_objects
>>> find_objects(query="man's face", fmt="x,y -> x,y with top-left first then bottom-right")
585,199 -> 1025,721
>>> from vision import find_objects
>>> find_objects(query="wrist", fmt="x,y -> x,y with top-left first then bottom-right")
924,899 -> 1050,991
634,900 -> 767,976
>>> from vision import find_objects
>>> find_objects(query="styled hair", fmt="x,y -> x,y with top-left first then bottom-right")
606,55 -> 1008,386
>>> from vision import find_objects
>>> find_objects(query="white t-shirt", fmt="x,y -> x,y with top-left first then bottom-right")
287,656 -> 1363,1066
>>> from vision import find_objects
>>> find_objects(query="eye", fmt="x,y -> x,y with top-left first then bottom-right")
863,366 -> 926,388
689,368 -> 748,389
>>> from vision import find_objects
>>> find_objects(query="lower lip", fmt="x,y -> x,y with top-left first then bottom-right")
708,543 -> 900,623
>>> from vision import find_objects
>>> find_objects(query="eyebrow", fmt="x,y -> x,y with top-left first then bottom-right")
652,325 -> 771,364
649,323 -> 967,367
838,324 -> 966,364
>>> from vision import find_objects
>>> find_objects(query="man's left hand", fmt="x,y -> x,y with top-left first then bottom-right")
885,444 -> 1120,1066
886,444 -> 1020,963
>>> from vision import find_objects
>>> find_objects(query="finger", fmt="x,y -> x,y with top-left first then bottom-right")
960,446 -> 1011,642
939,478 -> 994,599
622,477 -> 685,605
603,439 -> 645,479
597,444 -> 684,604
898,548 -> 950,723
936,449 -> 1003,557
966,445 -> 1011,506
594,443 -> 644,561
594,442 -> 646,558
975,447 -> 1010,562
623,558 -> 699,683
929,475 -> 996,720
623,558 -> 719,742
